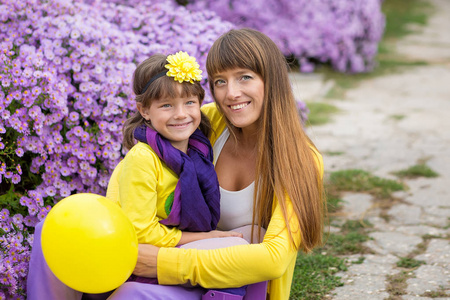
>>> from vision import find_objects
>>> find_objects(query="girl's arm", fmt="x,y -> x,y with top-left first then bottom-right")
118,144 -> 242,247
119,145 -> 182,247
178,230 -> 243,246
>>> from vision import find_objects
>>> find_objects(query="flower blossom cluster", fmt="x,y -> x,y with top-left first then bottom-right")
0,0 -> 232,297
0,209 -> 33,299
185,0 -> 386,73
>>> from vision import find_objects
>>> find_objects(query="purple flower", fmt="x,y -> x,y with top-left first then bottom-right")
45,186 -> 56,197
12,214 -> 24,230
0,209 -> 9,220
0,223 -> 10,233
1,78 -> 10,87
11,174 -> 21,184
24,215 -> 37,227
69,111 -> 79,121
15,148 -> 24,157
27,204 -> 39,216
37,207 -> 49,221
16,164 -> 22,175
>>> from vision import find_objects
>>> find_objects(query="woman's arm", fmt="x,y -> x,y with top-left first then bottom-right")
134,198 -> 300,288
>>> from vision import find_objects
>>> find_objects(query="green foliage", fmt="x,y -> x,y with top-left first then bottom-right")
352,256 -> 365,265
305,102 -> 339,126
393,164 -> 439,178
386,271 -> 410,296
0,183 -> 27,216
421,289 -> 450,298
324,232 -> 370,255
340,219 -> 372,232
382,0 -> 432,40
290,252 -> 346,299
396,257 -> 425,269
389,114 -> 406,121
290,219 -> 372,298
328,169 -> 405,198
326,195 -> 343,214
324,151 -> 345,156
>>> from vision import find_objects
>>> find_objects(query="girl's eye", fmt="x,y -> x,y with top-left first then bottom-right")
186,100 -> 196,105
161,104 -> 171,108
241,75 -> 252,81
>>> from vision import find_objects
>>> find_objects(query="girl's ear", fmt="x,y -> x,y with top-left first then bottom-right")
136,102 -> 149,120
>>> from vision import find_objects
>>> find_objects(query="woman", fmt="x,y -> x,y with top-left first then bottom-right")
113,28 -> 326,300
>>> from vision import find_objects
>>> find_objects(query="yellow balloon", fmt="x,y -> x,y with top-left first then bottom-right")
41,193 -> 138,294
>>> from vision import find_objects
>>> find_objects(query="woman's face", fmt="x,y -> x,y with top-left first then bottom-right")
212,68 -> 264,132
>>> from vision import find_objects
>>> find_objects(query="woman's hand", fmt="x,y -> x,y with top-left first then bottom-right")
207,230 -> 243,239
133,244 -> 160,278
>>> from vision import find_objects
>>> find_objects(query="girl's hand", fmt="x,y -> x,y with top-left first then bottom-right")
133,244 -> 159,278
178,230 -> 244,246
207,230 -> 243,239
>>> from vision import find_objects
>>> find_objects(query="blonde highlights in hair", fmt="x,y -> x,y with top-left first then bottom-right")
206,29 -> 326,252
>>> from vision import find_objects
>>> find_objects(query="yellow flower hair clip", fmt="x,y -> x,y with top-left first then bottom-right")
165,51 -> 203,84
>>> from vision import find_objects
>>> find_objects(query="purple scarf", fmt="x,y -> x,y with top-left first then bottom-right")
134,125 -> 220,232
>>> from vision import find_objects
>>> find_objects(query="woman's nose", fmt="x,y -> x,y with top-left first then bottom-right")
226,82 -> 241,100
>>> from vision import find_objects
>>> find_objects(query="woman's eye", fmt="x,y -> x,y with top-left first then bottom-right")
214,79 -> 225,86
242,75 -> 252,81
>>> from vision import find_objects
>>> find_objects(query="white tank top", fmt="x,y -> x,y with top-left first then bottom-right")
213,129 -> 254,231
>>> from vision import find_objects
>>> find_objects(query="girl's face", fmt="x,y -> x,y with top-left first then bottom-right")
138,85 -> 201,153
212,68 -> 264,132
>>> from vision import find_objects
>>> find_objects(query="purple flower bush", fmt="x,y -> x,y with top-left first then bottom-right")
0,0 -> 232,297
185,0 -> 386,73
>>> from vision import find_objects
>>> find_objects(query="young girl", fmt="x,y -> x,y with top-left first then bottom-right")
108,52 -> 242,250
105,52 -> 250,298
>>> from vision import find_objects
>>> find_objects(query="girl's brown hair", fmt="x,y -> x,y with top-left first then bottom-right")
206,28 -> 326,252
123,54 -> 211,150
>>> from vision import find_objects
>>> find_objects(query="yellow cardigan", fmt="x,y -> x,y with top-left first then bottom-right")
157,103 -> 324,300
106,142 -> 182,247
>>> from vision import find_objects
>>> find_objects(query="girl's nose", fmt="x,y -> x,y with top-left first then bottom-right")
173,105 -> 187,119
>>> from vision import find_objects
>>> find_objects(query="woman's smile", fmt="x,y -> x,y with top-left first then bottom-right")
229,102 -> 251,111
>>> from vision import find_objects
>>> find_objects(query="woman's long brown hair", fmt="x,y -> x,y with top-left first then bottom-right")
206,29 -> 326,252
